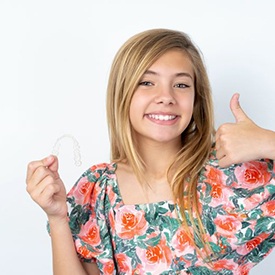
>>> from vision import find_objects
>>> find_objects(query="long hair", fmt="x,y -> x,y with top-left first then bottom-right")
106,28 -> 215,259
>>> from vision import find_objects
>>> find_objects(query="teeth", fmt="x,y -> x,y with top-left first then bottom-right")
148,114 -> 176,121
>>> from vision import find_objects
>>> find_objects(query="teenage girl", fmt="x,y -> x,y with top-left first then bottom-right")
26,28 -> 275,274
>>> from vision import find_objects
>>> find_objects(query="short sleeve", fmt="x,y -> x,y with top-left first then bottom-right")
199,154 -> 275,269
227,159 -> 275,215
66,163 -> 115,267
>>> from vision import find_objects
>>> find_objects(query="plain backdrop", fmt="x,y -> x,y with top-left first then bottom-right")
1,0 -> 275,274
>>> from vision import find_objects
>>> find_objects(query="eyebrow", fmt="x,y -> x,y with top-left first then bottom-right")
143,70 -> 193,80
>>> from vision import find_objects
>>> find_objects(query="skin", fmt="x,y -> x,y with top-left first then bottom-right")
26,50 -> 275,274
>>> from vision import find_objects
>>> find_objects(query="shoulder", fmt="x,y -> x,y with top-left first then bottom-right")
67,162 -> 117,206
83,162 -> 117,179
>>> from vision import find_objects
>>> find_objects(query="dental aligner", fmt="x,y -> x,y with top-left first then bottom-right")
52,134 -> 82,166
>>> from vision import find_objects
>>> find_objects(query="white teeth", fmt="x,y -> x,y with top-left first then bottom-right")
148,114 -> 176,121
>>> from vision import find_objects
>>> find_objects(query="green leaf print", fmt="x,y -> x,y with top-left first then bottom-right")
255,217 -> 275,234
245,228 -> 253,239
145,234 -> 161,247
209,242 -> 221,253
168,203 -> 175,212
249,208 -> 262,220
205,182 -> 212,197
136,240 -> 147,249
233,186 -> 264,198
226,172 -> 237,186
87,173 -> 99,183
158,207 -> 169,214
266,185 -> 275,195
241,221 -> 250,229
206,219 -> 215,236
184,253 -> 197,261
187,266 -> 213,275
67,196 -> 76,207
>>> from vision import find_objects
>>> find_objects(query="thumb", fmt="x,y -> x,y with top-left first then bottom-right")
42,155 -> 59,172
230,93 -> 248,122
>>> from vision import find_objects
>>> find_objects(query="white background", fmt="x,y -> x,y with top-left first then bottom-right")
1,0 -> 275,274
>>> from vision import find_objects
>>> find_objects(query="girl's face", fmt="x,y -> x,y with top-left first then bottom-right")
129,49 -> 195,146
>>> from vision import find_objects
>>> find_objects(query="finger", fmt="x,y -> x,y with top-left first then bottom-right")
26,165 -> 55,193
218,157 -> 231,168
216,147 -> 226,161
28,174 -> 56,202
26,155 -> 55,183
230,93 -> 249,123
215,131 -> 220,144
46,155 -> 59,173
32,183 -> 61,210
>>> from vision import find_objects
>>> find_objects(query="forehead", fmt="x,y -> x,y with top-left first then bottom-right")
148,49 -> 194,75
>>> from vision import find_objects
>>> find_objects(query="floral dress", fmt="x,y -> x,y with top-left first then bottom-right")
66,149 -> 275,274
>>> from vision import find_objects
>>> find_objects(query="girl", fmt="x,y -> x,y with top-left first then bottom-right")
26,28 -> 275,274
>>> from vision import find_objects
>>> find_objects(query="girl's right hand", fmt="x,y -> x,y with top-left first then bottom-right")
26,155 -> 68,220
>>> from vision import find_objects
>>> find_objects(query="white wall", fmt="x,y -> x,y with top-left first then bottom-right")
1,0 -> 275,274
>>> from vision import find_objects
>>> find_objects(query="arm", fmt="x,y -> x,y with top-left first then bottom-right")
49,216 -> 100,275
26,156 -> 100,275
215,93 -> 275,167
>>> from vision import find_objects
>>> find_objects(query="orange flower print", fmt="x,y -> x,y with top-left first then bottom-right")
236,233 -> 269,255
261,200 -> 275,217
214,215 -> 242,237
238,262 -> 255,275
211,183 -> 223,199
102,259 -> 115,275
234,161 -> 271,189
115,206 -> 148,239
116,253 -> 132,273
74,239 -> 99,260
75,243 -> 93,259
212,259 -> 238,272
136,238 -> 172,273
209,182 -> 234,208
69,176 -> 93,205
205,166 -> 225,186
171,228 -> 194,256
79,219 -> 101,247
205,166 -> 235,208
91,163 -> 108,171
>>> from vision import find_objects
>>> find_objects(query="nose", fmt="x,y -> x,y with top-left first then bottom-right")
154,86 -> 176,105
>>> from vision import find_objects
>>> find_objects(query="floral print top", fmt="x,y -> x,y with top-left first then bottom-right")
66,149 -> 275,274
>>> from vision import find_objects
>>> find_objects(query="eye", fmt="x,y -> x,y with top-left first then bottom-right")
139,81 -> 153,86
174,83 -> 190,89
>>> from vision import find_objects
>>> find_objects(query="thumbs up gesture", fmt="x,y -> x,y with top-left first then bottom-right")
215,93 -> 275,167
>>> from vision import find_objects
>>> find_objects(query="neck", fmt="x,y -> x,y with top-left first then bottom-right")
137,139 -> 181,182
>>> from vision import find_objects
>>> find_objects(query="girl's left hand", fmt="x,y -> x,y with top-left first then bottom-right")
215,93 -> 275,167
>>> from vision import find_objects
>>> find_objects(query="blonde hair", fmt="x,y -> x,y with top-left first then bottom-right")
106,28 -> 215,259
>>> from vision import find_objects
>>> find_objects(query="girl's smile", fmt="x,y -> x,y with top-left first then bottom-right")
145,112 -> 180,125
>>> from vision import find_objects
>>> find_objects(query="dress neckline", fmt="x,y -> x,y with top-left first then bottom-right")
110,162 -> 176,207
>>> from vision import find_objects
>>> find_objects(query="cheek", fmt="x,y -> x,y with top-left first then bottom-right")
180,95 -> 194,116
129,93 -> 147,119
129,96 -> 141,129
